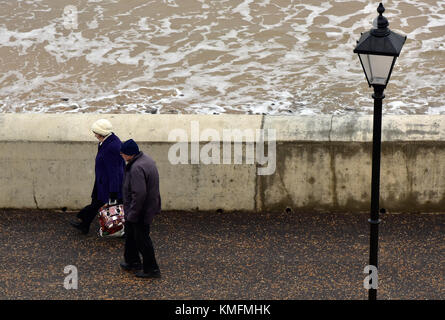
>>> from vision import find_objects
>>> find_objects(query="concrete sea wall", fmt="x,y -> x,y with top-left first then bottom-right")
1,114 -> 445,213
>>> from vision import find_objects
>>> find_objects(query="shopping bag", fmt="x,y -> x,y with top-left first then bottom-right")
98,204 -> 125,238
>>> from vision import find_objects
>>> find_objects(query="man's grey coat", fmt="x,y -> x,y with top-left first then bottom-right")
122,152 -> 161,225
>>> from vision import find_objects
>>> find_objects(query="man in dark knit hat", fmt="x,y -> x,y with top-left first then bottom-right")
119,139 -> 162,278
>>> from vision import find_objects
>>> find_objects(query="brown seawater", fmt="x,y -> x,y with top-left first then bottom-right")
0,0 -> 444,115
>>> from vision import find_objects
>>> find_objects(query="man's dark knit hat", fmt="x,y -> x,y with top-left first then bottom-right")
120,139 -> 140,155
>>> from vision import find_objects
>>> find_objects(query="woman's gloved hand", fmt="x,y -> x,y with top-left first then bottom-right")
108,192 -> 118,205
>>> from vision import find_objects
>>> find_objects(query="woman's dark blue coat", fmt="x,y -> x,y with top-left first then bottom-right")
91,133 -> 125,204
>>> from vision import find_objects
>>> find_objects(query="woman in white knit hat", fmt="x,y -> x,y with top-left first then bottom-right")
70,119 -> 125,234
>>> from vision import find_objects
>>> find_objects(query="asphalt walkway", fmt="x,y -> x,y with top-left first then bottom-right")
0,209 -> 443,300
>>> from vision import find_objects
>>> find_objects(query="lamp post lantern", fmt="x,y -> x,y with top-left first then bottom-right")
353,3 -> 406,301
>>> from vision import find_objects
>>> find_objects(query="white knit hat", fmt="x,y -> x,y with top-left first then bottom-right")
91,119 -> 112,136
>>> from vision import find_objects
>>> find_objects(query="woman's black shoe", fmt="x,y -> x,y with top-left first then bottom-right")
120,262 -> 142,271
70,221 -> 89,235
135,269 -> 161,279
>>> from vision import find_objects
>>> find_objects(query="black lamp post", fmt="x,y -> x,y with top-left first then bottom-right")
353,3 -> 406,300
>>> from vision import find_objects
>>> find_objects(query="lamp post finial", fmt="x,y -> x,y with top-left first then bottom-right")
377,3 -> 385,16
372,3 -> 389,36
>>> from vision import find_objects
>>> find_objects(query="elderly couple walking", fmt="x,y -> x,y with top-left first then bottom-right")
70,119 -> 161,279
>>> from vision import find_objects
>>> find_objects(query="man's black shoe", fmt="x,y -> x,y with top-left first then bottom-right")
135,269 -> 161,279
120,262 -> 142,271
70,221 -> 89,235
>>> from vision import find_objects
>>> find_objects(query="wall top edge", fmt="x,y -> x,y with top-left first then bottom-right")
1,114 -> 445,142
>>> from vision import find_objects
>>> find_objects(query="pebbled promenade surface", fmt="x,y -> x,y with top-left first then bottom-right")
0,209 -> 443,300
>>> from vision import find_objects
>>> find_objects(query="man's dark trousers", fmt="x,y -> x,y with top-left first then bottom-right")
124,221 -> 159,272
77,198 -> 104,227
